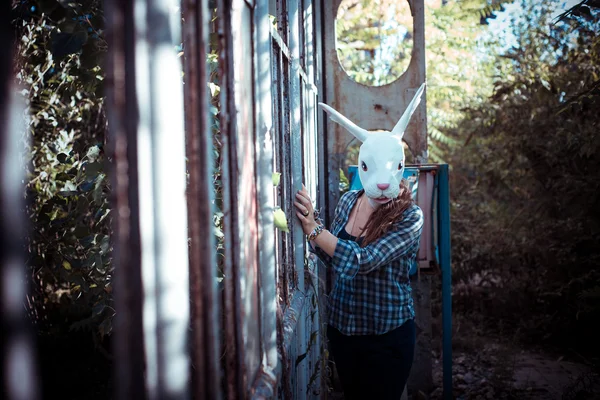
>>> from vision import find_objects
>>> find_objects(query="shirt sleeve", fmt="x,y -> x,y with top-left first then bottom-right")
332,205 -> 424,278
306,191 -> 354,267
308,241 -> 332,266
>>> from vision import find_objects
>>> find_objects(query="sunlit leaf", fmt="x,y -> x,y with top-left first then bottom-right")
272,172 -> 281,186
273,208 -> 289,232
208,82 -> 220,97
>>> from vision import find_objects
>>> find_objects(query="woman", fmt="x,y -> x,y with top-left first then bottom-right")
294,182 -> 423,399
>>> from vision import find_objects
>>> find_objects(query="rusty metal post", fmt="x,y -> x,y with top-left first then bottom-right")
181,0 -> 222,399
143,0 -> 192,398
216,1 -> 244,397
1,6 -> 40,397
109,0 -> 192,397
287,0 -> 310,397
251,0 -> 280,397
104,1 -> 147,399
300,2 -> 324,398
314,0 -> 327,223
218,0 -> 265,397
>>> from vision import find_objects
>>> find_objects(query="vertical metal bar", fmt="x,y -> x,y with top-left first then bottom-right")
271,40 -> 287,306
303,0 -> 314,87
104,0 -> 147,399
298,0 -> 306,71
1,6 -> 40,396
302,5 -> 322,397
255,0 -> 278,374
438,164 -> 453,400
288,0 -> 304,292
287,1 -> 309,397
249,1 -> 281,397
276,0 -> 290,44
233,2 -> 262,388
277,8 -> 293,302
145,0 -> 191,397
182,0 -> 221,399
217,1 -> 245,397
314,0 -> 327,225
321,0 -> 340,231
281,45 -> 294,297
129,0 -> 160,394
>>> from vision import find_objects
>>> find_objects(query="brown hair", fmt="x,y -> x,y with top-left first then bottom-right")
360,180 -> 414,247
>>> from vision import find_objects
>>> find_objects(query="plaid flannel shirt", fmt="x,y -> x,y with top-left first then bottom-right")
310,190 -> 424,336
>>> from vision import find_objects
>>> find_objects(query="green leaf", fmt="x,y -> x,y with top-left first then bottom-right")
62,260 -> 72,270
272,172 -> 281,187
62,180 -> 77,192
208,82 -> 220,97
273,208 -> 289,232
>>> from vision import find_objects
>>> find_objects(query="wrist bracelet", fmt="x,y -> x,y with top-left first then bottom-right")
313,208 -> 323,225
308,224 -> 324,241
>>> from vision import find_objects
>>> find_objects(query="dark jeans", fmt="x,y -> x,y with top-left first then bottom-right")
327,320 -> 416,400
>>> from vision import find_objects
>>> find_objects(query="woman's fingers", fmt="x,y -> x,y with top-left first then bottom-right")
296,189 -> 313,204
295,192 -> 309,206
296,185 -> 315,220
295,211 -> 307,222
294,201 -> 309,214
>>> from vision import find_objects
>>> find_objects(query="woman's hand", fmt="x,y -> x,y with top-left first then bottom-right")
294,184 -> 319,235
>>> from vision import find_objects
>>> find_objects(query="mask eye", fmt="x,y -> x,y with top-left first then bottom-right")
361,161 -> 368,171
398,163 -> 403,170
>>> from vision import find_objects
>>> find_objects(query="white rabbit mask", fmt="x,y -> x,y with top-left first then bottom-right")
319,83 -> 425,208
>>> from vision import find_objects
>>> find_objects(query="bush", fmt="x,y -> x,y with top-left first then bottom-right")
13,0 -> 113,340
448,1 -> 600,356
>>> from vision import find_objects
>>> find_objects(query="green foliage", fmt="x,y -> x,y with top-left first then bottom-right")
206,13 -> 226,282
424,0 -> 503,163
13,1 -> 112,338
449,0 -> 600,354
335,0 -> 413,86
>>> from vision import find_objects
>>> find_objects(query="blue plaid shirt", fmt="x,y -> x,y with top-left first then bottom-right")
311,190 -> 423,336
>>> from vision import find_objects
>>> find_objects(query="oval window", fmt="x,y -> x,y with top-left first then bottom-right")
336,0 -> 413,87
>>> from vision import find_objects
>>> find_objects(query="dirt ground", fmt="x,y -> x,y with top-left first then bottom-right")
327,331 -> 599,400
39,328 -> 599,399
428,335 -> 600,400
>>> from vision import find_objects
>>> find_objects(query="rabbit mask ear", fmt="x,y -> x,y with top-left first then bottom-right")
318,103 -> 370,142
318,83 -> 425,142
391,82 -> 426,140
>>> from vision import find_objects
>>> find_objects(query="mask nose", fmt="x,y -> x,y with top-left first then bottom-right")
377,183 -> 390,190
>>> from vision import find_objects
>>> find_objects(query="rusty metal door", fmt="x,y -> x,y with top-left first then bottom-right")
105,0 -> 327,398
215,0 -> 325,398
